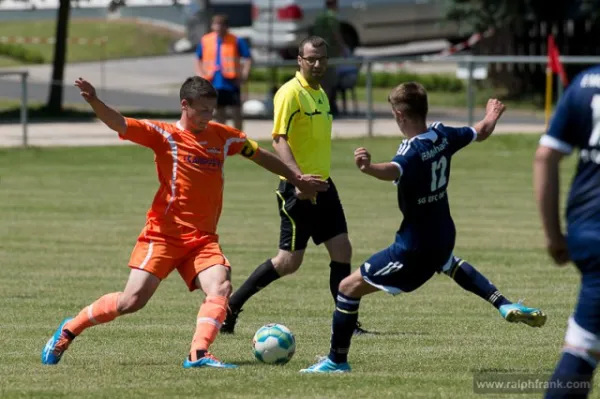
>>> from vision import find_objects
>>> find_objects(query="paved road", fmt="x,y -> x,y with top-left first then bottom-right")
0,52 -> 545,124
0,76 -> 184,113
1,116 -> 545,148
0,73 -> 546,126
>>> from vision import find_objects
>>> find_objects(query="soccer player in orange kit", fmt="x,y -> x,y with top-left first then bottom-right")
41,76 -> 328,369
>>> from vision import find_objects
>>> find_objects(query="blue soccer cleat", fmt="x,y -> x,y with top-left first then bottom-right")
300,356 -> 351,373
499,301 -> 547,327
41,317 -> 74,365
183,352 -> 238,369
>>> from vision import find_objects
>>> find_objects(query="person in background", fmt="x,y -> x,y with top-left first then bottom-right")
196,14 -> 252,130
311,0 -> 345,117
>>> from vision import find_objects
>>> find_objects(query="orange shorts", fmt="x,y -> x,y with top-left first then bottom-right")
128,228 -> 230,291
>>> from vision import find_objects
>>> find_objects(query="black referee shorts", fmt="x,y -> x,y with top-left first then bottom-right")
276,178 -> 348,252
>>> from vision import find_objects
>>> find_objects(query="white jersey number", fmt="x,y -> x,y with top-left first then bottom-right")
430,155 -> 448,192
589,94 -> 600,147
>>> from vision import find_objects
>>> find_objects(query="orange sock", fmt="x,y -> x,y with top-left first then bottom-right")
190,295 -> 228,359
64,292 -> 121,337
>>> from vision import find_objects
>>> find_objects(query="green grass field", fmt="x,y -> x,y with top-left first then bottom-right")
0,135 -> 582,398
0,19 -> 178,67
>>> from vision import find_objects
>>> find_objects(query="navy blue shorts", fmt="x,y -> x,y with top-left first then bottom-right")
572,257 -> 600,335
216,89 -> 241,107
359,243 -> 453,295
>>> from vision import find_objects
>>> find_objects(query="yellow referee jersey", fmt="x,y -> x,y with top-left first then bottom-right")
272,71 -> 333,180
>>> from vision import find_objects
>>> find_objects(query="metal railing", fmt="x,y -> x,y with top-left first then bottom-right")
1,70 -> 28,146
254,55 -> 600,137
5,55 -> 600,147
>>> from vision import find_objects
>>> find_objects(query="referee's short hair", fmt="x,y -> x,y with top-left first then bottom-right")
298,36 -> 328,57
388,82 -> 429,121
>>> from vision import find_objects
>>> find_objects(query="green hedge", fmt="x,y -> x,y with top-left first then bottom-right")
0,43 -> 45,64
249,68 -> 464,92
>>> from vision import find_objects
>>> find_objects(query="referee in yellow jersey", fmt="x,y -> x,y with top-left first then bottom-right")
222,36 -> 369,335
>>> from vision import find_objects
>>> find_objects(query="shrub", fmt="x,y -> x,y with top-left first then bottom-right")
249,68 -> 464,92
0,43 -> 45,64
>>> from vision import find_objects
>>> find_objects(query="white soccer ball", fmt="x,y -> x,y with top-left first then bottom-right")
252,323 -> 296,364
242,99 -> 270,117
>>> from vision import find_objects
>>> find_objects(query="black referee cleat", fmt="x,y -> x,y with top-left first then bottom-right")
353,321 -> 373,336
221,307 -> 242,334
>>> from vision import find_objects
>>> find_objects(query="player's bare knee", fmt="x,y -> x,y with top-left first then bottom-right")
338,274 -> 361,297
272,252 -> 303,276
117,293 -> 148,314
202,278 -> 231,297
217,279 -> 232,297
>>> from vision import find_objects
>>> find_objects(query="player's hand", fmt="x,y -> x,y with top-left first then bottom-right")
294,174 -> 328,200
294,186 -> 313,201
485,98 -> 506,120
546,235 -> 570,266
354,147 -> 371,171
74,77 -> 98,103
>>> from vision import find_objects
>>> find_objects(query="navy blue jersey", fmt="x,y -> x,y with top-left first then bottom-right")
390,122 -> 477,264
541,66 -> 600,261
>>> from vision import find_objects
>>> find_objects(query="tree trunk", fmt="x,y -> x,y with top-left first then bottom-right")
46,0 -> 71,112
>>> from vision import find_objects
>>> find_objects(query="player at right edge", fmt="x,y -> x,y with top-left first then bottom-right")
535,65 -> 600,398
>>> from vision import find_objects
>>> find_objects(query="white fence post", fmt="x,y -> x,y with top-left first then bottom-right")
0,71 -> 29,147
366,59 -> 374,138
21,72 -> 29,147
467,59 -> 475,127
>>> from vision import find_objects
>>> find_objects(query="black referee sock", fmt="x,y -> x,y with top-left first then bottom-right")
329,261 -> 351,303
228,259 -> 281,311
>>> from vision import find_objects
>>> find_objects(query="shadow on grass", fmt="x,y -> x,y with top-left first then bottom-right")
0,105 -> 182,124
354,330 -> 430,337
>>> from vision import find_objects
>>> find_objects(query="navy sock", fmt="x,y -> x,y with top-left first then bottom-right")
450,258 -> 511,309
329,261 -> 351,302
545,351 -> 595,398
328,293 -> 360,364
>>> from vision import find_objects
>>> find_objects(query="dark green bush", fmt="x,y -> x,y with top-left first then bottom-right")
0,43 -> 45,64
249,68 -> 464,92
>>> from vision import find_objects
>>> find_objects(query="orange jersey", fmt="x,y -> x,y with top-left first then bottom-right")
120,118 -> 257,238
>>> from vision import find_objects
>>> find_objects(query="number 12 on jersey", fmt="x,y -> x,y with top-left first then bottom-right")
430,156 -> 448,192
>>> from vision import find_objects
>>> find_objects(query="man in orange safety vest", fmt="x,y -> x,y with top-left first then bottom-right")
195,14 -> 252,130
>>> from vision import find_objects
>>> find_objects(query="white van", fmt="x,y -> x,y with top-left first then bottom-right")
250,0 -> 463,58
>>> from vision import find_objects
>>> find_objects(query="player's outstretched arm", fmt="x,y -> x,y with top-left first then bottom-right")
472,98 -> 506,142
273,135 -> 318,199
250,145 -> 329,197
354,147 -> 401,181
534,145 -> 570,265
74,78 -> 127,134
272,135 -> 303,176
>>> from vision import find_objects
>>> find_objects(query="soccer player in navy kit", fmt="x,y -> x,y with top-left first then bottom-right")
536,66 -> 600,398
301,82 -> 547,373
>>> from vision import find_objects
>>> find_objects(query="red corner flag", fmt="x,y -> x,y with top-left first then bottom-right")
548,34 -> 568,87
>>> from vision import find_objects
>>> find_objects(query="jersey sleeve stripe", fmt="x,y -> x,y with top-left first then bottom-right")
397,141 -> 411,156
146,122 -> 178,214
539,134 -> 574,154
391,161 -> 403,186
224,137 -> 248,160
468,126 -> 478,142
284,110 -> 300,135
